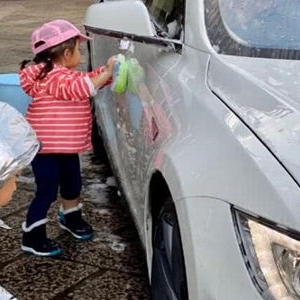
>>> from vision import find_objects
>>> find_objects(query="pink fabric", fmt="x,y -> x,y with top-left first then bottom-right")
19,64 -> 107,154
31,19 -> 91,54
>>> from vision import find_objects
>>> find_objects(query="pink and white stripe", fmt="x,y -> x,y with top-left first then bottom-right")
19,64 -> 107,153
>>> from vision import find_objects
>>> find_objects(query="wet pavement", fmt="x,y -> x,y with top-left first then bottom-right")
0,1 -> 150,299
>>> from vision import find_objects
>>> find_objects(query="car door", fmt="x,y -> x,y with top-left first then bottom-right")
85,0 -> 184,228
113,0 -> 184,221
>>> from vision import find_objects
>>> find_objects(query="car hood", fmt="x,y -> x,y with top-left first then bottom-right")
207,55 -> 300,185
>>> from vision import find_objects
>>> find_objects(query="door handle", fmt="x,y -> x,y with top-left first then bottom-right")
119,38 -> 134,53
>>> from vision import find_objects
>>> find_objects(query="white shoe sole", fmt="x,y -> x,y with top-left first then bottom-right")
59,223 -> 93,240
21,245 -> 62,256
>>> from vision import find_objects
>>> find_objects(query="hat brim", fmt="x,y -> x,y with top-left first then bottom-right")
78,33 -> 92,42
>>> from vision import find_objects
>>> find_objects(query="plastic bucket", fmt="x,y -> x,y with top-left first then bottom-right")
0,73 -> 31,115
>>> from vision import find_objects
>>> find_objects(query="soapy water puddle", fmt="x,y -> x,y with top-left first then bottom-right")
83,176 -> 119,205
92,232 -> 128,253
84,183 -> 110,204
16,175 -> 35,184
85,176 -> 116,187
105,176 -> 117,187
92,208 -> 113,215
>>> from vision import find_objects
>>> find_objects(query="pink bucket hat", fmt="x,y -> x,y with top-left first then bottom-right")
31,19 -> 91,55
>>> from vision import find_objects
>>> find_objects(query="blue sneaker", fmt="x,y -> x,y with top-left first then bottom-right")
58,209 -> 93,240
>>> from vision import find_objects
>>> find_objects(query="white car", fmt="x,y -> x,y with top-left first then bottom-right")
84,0 -> 300,299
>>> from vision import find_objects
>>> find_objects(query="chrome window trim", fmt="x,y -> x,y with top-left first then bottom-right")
84,25 -> 183,53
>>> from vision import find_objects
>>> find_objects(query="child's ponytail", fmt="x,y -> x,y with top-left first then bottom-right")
34,56 -> 54,80
19,55 -> 54,80
20,60 -> 32,70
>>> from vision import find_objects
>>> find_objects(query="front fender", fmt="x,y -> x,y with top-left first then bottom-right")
152,104 -> 300,231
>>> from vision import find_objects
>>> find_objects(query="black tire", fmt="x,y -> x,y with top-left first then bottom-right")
151,201 -> 188,300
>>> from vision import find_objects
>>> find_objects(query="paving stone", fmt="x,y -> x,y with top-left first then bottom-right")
58,270 -> 150,300
0,256 -> 99,300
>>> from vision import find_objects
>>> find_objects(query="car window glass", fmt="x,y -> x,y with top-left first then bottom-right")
144,0 -> 184,39
219,0 -> 300,50
205,0 -> 300,60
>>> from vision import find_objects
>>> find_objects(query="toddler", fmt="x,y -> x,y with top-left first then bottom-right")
19,19 -> 116,256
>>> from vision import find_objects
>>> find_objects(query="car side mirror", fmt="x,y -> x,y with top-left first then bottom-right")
84,0 -> 155,37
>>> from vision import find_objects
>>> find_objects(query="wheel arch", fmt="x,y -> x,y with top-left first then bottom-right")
148,171 -> 172,241
147,170 -> 189,299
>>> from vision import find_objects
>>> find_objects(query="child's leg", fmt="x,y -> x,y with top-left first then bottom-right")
58,154 -> 93,240
26,154 -> 59,225
22,154 -> 62,256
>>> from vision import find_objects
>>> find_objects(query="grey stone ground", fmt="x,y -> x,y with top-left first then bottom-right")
0,1 -> 150,299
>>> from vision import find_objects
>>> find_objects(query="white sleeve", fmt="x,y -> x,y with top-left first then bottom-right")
84,76 -> 97,96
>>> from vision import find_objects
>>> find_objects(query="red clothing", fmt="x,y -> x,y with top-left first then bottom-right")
19,64 -> 107,154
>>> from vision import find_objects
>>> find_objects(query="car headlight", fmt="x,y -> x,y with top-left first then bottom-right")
233,209 -> 300,300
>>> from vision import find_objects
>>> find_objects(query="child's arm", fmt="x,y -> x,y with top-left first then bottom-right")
46,56 -> 117,101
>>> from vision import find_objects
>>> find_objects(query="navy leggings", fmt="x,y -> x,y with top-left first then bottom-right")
26,153 -> 82,226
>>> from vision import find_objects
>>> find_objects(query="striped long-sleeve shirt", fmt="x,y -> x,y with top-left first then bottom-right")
19,63 -> 108,154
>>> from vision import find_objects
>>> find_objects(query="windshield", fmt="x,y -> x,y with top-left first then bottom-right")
219,0 -> 300,50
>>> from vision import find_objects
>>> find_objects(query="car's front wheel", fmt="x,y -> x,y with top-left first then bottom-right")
151,201 -> 188,300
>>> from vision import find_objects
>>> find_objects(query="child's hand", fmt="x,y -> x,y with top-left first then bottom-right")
91,55 -> 118,89
105,55 -> 117,77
